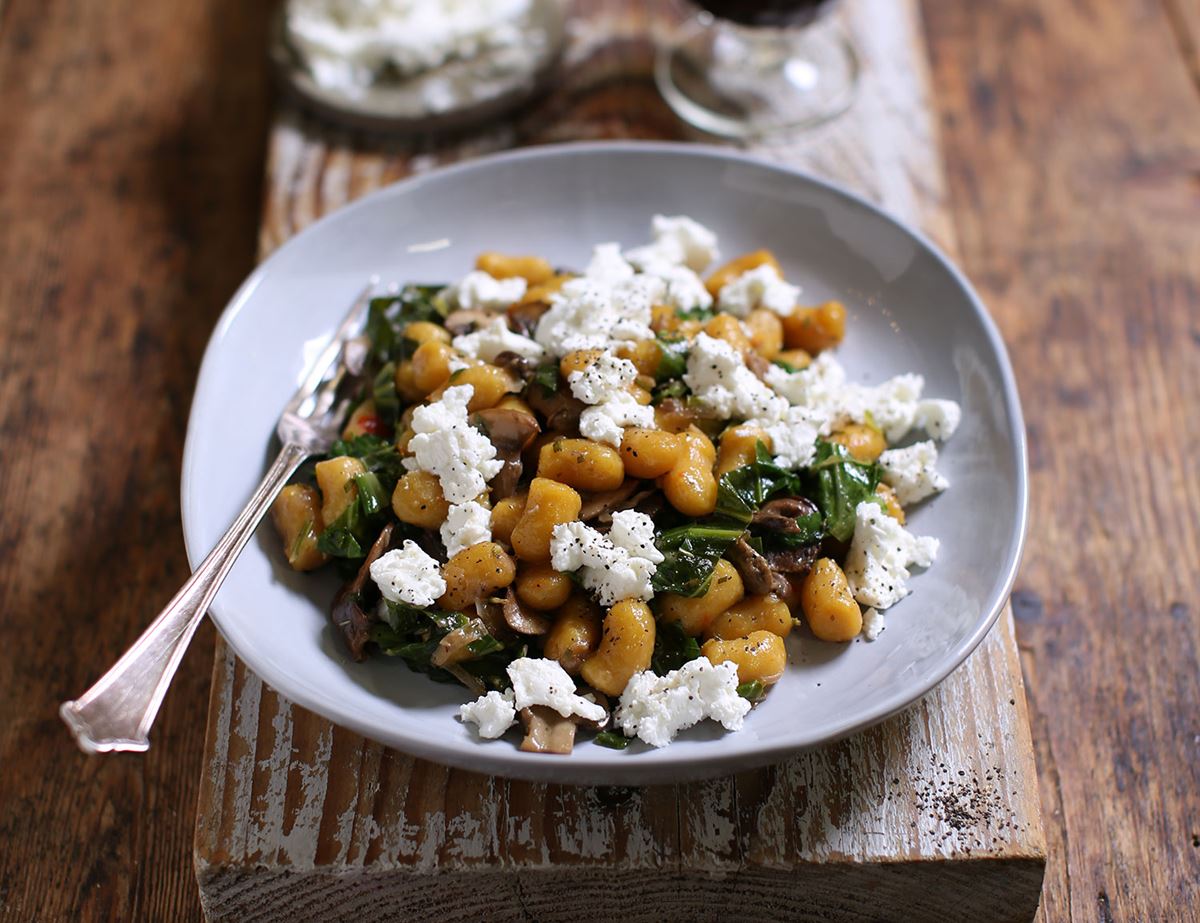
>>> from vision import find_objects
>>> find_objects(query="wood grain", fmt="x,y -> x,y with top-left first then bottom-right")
0,1 -> 272,921
195,2 -> 1044,920
922,0 -> 1200,919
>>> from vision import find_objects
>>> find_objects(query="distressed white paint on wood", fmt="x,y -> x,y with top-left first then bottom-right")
197,2 -> 1045,920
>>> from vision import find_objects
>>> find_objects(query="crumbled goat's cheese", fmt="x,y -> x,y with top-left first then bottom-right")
458,689 -> 516,738
765,352 -> 937,443
568,351 -> 638,404
567,350 -> 656,447
459,657 -> 608,739
717,264 -> 800,317
507,657 -> 607,722
625,214 -> 719,274
685,333 -> 788,422
759,406 -> 824,469
403,384 -> 503,504
644,263 -> 713,313
440,500 -> 493,559
914,398 -> 962,441
550,511 -> 663,605
843,500 -> 939,610
579,398 -> 656,448
452,315 -> 545,362
534,275 -> 661,357
879,440 -> 948,507
370,540 -> 446,608
449,270 -> 527,311
614,658 -> 751,747
287,0 -> 536,90
584,242 -> 636,285
861,607 -> 884,641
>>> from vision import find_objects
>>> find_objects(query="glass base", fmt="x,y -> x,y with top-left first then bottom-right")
655,15 -> 859,139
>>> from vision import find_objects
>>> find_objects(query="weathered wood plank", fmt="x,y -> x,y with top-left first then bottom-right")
922,0 -> 1200,920
196,1 -> 1045,920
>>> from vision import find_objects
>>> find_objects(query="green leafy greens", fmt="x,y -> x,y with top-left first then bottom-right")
737,679 -> 766,702
652,441 -> 811,596
651,620 -> 702,674
370,601 -> 520,691
594,730 -> 630,750
675,305 -> 716,323
365,284 -> 447,364
654,333 -> 690,381
531,361 -> 560,394
806,439 -> 884,542
314,436 -> 409,560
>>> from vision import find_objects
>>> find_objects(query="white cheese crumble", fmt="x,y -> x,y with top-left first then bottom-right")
458,657 -> 608,739
567,350 -> 656,447
685,332 -> 788,422
370,540 -> 446,608
914,398 -> 962,441
440,500 -> 493,559
844,500 -> 939,610
879,440 -> 949,507
645,264 -> 713,313
448,270 -> 526,311
567,351 -> 639,404
534,274 -> 661,357
403,384 -> 503,504
507,657 -> 607,722
614,658 -> 751,748
625,214 -> 719,274
584,242 -> 636,285
764,352 -> 940,443
717,264 -> 800,317
579,398 -> 656,448
861,607 -> 884,641
451,315 -> 545,362
549,511 -> 663,605
759,406 -> 824,469
285,0 -> 537,92
458,689 -> 516,738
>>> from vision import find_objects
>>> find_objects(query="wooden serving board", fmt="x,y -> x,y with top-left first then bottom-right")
194,2 -> 1046,919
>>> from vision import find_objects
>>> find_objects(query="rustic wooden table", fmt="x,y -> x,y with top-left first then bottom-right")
1,0 -> 1197,920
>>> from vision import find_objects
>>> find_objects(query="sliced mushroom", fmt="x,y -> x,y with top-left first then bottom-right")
472,408 -> 541,457
753,496 -> 820,535
762,543 -> 821,578
518,705 -> 577,754
330,523 -> 394,661
578,479 -> 643,522
526,386 -> 585,434
726,535 -> 790,597
473,408 -> 540,500
491,458 -> 524,500
499,583 -> 549,633
492,350 -> 537,382
502,587 -> 552,635
507,300 -> 549,338
474,597 -> 511,640
431,617 -> 490,667
744,351 -> 774,383
443,308 -> 491,336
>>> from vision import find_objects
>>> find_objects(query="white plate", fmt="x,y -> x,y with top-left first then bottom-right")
182,142 -> 1027,784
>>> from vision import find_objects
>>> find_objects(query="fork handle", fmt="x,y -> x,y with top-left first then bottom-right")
60,441 -> 309,754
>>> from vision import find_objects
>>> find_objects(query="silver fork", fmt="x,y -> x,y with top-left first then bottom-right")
59,282 -> 376,754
